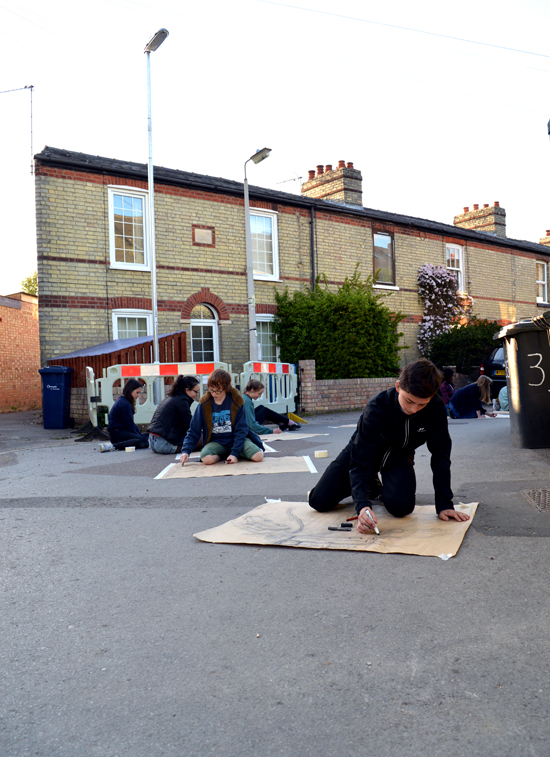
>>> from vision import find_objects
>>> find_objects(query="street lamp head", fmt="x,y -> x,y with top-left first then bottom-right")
144,28 -> 169,53
250,147 -> 272,164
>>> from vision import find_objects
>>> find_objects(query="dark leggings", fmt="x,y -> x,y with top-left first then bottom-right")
109,429 -> 150,451
308,445 -> 416,518
255,405 -> 289,428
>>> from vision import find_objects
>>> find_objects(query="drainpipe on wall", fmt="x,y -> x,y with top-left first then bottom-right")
310,206 -> 316,290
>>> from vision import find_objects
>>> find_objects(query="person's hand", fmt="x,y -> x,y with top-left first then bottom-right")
225,455 -> 238,465
273,428 -> 282,435
487,412 -> 497,418
357,506 -> 377,533
180,452 -> 189,466
438,509 -> 470,522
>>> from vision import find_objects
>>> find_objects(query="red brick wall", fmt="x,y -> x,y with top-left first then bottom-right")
299,360 -> 397,414
0,294 -> 42,412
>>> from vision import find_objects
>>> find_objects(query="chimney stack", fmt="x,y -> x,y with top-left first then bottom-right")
453,202 -> 506,238
539,231 -> 550,247
301,160 -> 363,206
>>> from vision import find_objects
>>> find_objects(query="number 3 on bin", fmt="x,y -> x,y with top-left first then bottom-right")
528,353 -> 545,387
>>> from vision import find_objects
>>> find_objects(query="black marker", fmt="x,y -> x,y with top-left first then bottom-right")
328,526 -> 352,532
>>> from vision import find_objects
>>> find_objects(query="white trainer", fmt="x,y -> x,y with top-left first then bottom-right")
99,443 -> 115,453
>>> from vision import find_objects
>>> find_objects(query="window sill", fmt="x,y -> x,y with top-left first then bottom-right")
373,284 -> 399,291
254,276 -> 282,283
537,302 -> 550,308
110,263 -> 151,272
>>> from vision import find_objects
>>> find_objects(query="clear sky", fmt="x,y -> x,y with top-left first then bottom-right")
2,0 -> 550,294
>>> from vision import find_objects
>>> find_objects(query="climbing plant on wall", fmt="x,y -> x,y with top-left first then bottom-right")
417,264 -> 472,356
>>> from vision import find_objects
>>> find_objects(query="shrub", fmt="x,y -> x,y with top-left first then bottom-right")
272,267 -> 405,380
427,316 -> 501,373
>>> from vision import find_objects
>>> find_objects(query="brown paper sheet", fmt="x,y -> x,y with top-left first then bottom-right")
194,501 -> 478,557
259,433 -> 329,442
156,455 -> 316,480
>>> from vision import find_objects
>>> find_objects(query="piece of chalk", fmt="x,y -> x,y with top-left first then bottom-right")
314,450 -> 328,458
125,446 -> 135,452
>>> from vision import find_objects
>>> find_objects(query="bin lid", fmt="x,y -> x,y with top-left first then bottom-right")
39,366 -> 74,374
497,311 -> 550,340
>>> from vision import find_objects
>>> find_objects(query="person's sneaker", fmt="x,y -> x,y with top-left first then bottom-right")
287,421 -> 301,430
99,442 -> 115,453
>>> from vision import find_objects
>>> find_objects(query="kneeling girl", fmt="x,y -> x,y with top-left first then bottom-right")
180,369 -> 264,466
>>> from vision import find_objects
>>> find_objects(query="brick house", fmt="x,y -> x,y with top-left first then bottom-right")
34,147 -> 550,373
0,292 -> 41,412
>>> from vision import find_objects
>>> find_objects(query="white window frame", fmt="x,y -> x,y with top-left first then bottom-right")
251,209 -> 279,282
446,244 -> 465,292
256,314 -> 280,362
190,306 -> 220,362
108,186 -> 150,271
111,309 -> 153,340
536,261 -> 548,303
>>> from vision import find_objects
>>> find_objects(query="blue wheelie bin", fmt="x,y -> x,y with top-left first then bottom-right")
497,310 -> 550,448
38,365 -> 74,429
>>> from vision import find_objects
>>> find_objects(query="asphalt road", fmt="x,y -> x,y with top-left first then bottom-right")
1,410 -> 550,756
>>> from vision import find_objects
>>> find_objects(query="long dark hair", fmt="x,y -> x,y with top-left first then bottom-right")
122,378 -> 143,413
169,375 -> 199,396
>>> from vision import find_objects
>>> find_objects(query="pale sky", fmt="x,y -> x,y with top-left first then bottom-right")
2,0 -> 550,294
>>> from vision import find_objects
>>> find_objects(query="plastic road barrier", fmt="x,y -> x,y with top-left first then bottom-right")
240,361 -> 297,415
87,361 -> 233,426
497,310 -> 550,448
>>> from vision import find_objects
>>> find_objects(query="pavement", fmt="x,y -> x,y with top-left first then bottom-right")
1,408 -> 550,756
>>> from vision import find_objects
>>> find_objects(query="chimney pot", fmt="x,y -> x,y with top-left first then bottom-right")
325,164 -> 332,173
463,207 -> 469,213
316,164 -> 324,176
546,230 -> 550,236
338,160 -> 346,168
494,201 -> 500,207
483,204 -> 489,208
346,162 -> 354,169
308,170 -> 315,180
473,204 -> 479,211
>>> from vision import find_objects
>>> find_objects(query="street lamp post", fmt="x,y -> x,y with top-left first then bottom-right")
244,147 -> 271,361
144,28 -> 169,365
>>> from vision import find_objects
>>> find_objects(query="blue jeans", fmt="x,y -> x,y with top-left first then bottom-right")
448,402 -> 477,419
149,434 -> 178,454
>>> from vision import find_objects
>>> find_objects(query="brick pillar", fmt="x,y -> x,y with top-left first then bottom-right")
298,359 -> 316,413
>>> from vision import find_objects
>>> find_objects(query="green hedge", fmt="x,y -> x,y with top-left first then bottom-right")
427,316 -> 501,373
272,269 -> 404,380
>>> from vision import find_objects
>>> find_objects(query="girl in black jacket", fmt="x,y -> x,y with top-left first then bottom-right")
148,375 -> 200,454
308,359 -> 470,533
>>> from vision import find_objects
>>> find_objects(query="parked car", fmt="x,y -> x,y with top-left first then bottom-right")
482,345 -> 507,398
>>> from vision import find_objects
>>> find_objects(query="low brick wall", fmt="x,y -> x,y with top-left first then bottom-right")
298,360 -> 397,414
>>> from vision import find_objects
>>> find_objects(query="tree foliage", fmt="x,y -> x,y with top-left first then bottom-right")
272,267 -> 404,380
427,316 -> 501,373
417,264 -> 472,355
21,270 -> 38,296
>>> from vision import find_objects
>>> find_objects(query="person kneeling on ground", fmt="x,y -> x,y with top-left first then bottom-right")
148,375 -> 200,454
180,369 -> 264,466
308,358 -> 470,533
101,378 -> 149,452
243,379 -> 299,435
448,375 -> 496,419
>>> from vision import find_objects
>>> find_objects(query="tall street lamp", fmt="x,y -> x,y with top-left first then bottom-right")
244,147 -> 271,361
144,28 -> 169,364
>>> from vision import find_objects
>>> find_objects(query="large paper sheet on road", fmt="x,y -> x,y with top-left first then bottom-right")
194,501 -> 478,557
156,455 -> 317,480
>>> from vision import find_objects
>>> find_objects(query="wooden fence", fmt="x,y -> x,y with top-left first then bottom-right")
48,331 -> 187,388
